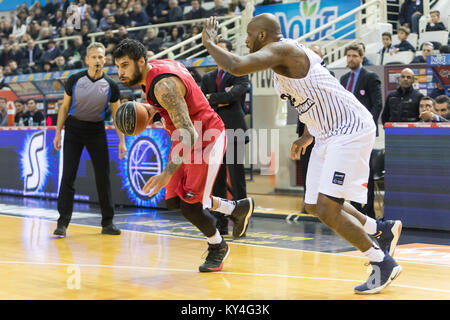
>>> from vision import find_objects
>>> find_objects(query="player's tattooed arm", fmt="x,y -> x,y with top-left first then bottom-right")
154,76 -> 199,174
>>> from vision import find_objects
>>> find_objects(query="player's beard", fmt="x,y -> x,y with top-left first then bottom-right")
124,61 -> 143,87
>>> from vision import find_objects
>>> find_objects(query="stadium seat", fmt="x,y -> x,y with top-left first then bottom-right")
382,51 -> 414,65
418,31 -> 449,49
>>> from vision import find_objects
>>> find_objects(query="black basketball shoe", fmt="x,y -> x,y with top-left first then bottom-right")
199,239 -> 230,272
230,197 -> 254,238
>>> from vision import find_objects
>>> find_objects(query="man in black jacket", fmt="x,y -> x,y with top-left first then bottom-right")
340,44 -> 383,219
201,39 -> 250,235
382,68 -> 424,124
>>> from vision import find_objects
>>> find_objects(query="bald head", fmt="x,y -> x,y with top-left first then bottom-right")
399,68 -> 415,89
246,13 -> 282,53
249,13 -> 282,37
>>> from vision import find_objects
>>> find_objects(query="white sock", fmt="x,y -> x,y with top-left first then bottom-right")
363,243 -> 385,262
215,198 -> 236,216
207,229 -> 223,245
363,217 -> 377,235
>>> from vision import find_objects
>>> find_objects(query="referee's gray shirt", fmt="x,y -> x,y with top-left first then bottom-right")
65,70 -> 120,122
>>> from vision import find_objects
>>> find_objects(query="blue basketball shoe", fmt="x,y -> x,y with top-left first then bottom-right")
354,253 -> 402,294
372,219 -> 402,256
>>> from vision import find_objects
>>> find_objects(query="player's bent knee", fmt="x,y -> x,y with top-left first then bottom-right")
166,197 -> 181,211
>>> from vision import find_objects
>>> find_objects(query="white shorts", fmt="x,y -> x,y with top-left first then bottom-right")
304,128 -> 376,205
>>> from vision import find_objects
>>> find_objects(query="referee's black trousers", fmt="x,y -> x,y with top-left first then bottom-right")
57,116 -> 115,227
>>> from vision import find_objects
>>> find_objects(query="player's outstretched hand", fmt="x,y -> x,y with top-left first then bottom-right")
202,16 -> 219,46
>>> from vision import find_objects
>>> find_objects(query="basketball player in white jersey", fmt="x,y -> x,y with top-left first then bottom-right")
202,14 -> 402,294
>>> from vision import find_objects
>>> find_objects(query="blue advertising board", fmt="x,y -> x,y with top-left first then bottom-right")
0,127 -> 171,209
254,0 -> 361,41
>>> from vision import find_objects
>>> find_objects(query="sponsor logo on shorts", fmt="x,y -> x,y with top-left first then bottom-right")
332,171 -> 345,185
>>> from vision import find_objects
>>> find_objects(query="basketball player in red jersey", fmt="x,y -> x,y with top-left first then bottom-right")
113,39 -> 254,272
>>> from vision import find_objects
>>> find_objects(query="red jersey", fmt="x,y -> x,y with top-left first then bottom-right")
143,59 -> 224,144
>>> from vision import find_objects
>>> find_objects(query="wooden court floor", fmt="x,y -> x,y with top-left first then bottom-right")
0,214 -> 449,300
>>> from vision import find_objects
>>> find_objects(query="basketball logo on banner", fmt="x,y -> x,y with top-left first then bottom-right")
127,137 -> 163,199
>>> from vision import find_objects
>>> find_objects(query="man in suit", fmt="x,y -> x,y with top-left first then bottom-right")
340,44 -> 383,219
20,39 -> 41,74
201,39 -> 250,235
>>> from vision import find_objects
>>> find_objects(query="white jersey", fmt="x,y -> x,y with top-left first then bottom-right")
273,38 -> 375,142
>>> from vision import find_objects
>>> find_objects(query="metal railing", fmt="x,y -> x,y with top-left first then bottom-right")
150,15 -> 242,60
295,0 -> 387,64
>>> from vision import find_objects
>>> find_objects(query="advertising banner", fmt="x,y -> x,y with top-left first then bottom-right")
254,0 -> 361,41
0,127 -> 172,209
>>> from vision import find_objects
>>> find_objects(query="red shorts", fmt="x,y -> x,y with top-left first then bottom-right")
165,129 -> 227,207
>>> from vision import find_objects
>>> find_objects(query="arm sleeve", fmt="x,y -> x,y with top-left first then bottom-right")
208,75 -> 250,105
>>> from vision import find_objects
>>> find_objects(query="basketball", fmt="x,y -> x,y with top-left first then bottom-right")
115,101 -> 150,136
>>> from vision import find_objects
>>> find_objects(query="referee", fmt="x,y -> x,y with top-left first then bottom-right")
53,42 -> 126,237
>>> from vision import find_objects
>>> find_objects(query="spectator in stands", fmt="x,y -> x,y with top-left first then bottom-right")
14,99 -> 26,125
399,0 -> 423,34
143,27 -> 163,54
53,55 -> 68,71
0,97 -> 7,126
411,41 -> 433,63
105,14 -> 120,31
100,29 -> 118,55
0,42 -> 12,67
130,3 -> 150,27
32,5 -> 46,25
161,26 -> 184,54
50,9 -> 65,30
181,24 -> 205,58
105,54 -> 114,66
43,0 -> 54,18
40,39 -> 61,68
98,8 -> 112,31
0,19 -> 13,40
439,45 -> 450,54
27,20 -> 41,41
425,10 -> 446,32
7,60 -> 22,75
418,96 -> 443,122
115,7 -> 131,27
21,39 -> 41,74
208,0 -> 229,17
42,61 -> 53,72
23,98 -> 44,126
167,0 -> 184,23
379,32 -> 396,65
63,36 -> 86,69
393,26 -> 416,53
434,95 -> 450,121
38,27 -> 53,49
357,42 -> 374,66
115,25 -> 129,44
153,0 -> 170,24
382,68 -> 423,124
184,0 -> 208,21
12,19 -> 27,40
235,0 -> 248,13
83,11 -> 98,32
80,23 -> 91,47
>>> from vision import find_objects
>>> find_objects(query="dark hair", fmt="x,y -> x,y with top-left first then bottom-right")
218,39 -> 233,52
435,95 -> 450,105
382,32 -> 392,40
439,45 -> 450,54
345,44 -> 363,56
420,96 -> 435,106
397,26 -> 410,35
113,38 -> 147,63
